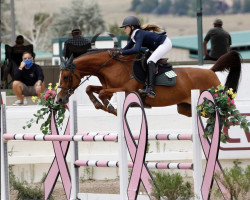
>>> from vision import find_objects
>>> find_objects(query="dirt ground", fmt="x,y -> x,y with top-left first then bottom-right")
9,178 -> 250,200
8,177 -> 213,200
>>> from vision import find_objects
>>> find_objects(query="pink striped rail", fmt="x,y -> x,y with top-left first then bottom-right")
74,160 -> 193,170
3,133 -> 192,142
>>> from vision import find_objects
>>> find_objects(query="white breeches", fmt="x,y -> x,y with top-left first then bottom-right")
147,37 -> 172,64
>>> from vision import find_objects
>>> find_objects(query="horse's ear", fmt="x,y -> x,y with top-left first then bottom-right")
60,56 -> 66,70
66,54 -> 74,65
60,56 -> 65,64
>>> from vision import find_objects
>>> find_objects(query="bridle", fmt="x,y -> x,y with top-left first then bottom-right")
58,68 -> 82,95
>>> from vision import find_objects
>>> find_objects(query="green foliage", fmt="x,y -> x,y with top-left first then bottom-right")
214,161 -> 250,200
171,0 -> 190,16
9,166 -> 44,200
139,0 -> 158,13
130,0 -> 250,16
108,22 -> 127,36
1,0 -> 11,43
153,0 -> 172,15
130,0 -> 141,12
23,83 -> 66,135
150,171 -> 193,200
197,85 -> 250,143
50,0 -> 105,37
243,0 -> 250,13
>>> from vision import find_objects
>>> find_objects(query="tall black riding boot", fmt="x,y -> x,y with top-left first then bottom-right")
147,61 -> 156,98
139,69 -> 149,95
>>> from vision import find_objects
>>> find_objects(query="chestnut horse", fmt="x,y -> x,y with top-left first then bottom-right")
57,50 -> 241,116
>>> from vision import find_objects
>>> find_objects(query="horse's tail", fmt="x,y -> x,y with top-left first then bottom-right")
210,50 -> 242,93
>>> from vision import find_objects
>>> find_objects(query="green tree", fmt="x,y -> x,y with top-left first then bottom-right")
231,0 -> 242,13
203,0 -> 217,15
243,0 -> 250,12
171,0 -> 190,16
154,0 -> 172,15
139,0 -> 158,13
50,0 -> 105,37
108,22 -> 126,36
130,0 -> 141,11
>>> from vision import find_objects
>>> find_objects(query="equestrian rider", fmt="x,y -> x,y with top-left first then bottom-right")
113,16 -> 172,98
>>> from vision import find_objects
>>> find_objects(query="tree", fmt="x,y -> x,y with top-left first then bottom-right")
153,0 -> 172,15
50,0 -> 105,38
1,0 -> 12,43
171,0 -> 190,16
17,13 -> 53,51
130,0 -> 141,11
243,0 -> 250,12
108,22 -> 126,36
139,0 -> 158,13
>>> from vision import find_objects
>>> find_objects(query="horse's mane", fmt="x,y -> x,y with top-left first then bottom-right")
80,49 -> 113,57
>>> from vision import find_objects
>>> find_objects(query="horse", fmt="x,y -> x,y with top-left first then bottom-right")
56,50 -> 241,117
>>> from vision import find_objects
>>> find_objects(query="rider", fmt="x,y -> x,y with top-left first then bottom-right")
113,16 -> 172,98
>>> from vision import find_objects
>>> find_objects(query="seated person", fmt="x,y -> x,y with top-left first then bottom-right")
12,51 -> 45,106
63,27 -> 91,59
12,35 -> 25,66
1,35 -> 34,88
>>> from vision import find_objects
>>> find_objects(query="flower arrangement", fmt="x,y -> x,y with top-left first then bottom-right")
23,83 -> 66,135
197,84 -> 250,143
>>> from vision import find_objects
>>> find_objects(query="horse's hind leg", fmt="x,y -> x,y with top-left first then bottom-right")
177,103 -> 192,117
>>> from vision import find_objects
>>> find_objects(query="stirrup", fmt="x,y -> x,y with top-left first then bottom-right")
139,86 -> 148,94
147,88 -> 155,98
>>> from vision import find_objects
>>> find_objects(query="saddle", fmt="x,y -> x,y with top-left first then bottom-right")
132,51 -> 177,86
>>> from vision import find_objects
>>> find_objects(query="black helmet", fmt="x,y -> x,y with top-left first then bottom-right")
120,16 -> 141,28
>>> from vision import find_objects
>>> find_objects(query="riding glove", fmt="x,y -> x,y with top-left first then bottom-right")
112,50 -> 122,57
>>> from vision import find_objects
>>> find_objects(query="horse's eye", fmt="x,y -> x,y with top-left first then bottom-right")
63,75 -> 69,80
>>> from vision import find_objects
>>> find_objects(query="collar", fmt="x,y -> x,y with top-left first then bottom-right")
131,29 -> 139,43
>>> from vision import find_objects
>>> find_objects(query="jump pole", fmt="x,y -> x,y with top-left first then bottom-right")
70,94 -> 79,199
191,90 -> 202,199
117,92 -> 128,200
1,92 -> 10,200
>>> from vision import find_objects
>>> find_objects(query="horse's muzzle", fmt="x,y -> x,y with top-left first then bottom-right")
56,94 -> 69,105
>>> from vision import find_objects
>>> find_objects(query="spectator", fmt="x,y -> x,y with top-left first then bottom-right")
12,51 -> 45,106
14,35 -> 24,47
2,35 -> 26,85
12,35 -> 26,67
63,27 -> 91,59
203,19 -> 231,61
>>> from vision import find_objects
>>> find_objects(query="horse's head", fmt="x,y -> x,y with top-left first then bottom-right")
56,55 -> 81,105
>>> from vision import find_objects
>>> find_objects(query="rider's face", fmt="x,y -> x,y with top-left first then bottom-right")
124,26 -> 131,35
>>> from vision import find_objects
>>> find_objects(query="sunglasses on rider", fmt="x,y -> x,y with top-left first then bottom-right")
23,57 -> 32,60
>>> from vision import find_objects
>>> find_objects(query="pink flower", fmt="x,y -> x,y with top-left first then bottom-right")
214,93 -> 218,97
44,94 -> 49,100
44,90 -> 56,101
231,99 -> 235,106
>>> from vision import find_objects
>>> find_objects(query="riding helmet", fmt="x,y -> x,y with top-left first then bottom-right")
120,16 -> 141,28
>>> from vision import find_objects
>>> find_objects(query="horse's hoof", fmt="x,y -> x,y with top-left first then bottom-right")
95,102 -> 103,109
107,104 -> 115,113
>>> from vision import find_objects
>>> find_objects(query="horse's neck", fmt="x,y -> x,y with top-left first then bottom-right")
75,52 -> 135,80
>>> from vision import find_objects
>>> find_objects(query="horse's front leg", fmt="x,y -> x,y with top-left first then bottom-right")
86,85 -> 110,112
98,87 -> 127,115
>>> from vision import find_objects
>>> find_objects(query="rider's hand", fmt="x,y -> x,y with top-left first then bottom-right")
112,50 -> 122,57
